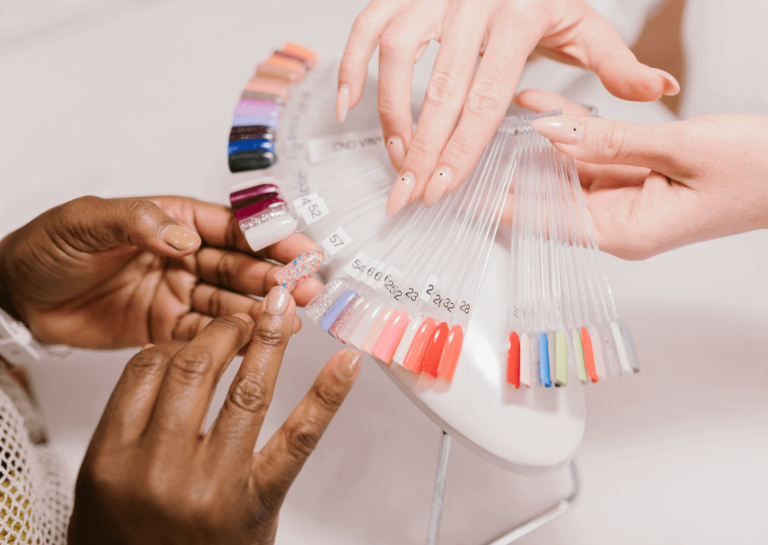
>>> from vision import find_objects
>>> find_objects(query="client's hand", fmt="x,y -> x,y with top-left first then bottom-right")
510,90 -> 768,259
338,0 -> 680,216
0,196 -> 322,349
69,287 -> 362,544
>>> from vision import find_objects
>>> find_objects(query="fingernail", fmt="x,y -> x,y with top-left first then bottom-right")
162,225 -> 200,251
652,68 -> 680,96
336,83 -> 349,124
275,247 -> 325,291
336,350 -> 362,379
424,165 -> 453,207
141,343 -> 155,351
531,116 -> 583,144
386,171 -> 415,217
266,286 -> 291,315
387,136 -> 405,169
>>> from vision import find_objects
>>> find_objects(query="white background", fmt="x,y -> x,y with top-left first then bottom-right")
1,0 -> 767,543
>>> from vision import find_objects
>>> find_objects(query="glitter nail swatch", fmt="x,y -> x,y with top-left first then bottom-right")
276,247 -> 325,291
304,278 -> 348,322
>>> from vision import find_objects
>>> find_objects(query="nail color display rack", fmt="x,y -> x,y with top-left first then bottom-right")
225,44 -> 639,390
505,123 -> 640,389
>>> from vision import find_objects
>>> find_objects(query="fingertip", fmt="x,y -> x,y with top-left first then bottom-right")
333,349 -> 362,381
651,68 -> 680,96
336,83 -> 350,124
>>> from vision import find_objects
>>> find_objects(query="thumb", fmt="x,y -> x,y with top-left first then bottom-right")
530,115 -> 686,175
562,9 -> 679,102
60,196 -> 201,257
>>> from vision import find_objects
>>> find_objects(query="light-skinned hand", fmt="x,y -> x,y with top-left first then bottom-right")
0,196 -> 322,349
512,89 -> 768,259
338,0 -> 680,216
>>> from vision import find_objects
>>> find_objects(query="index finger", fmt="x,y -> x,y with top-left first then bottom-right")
205,287 -> 297,466
145,315 -> 254,445
251,350 -> 361,506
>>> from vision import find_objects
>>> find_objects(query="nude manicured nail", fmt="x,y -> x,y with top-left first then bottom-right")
652,68 -> 680,96
162,225 -> 200,250
267,286 -> 291,314
386,171 -> 415,216
336,83 -> 350,124
531,116 -> 583,144
424,166 -> 453,207
336,350 -> 362,379
387,136 -> 405,169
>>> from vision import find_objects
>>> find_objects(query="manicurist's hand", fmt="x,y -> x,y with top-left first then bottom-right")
512,89 -> 768,259
0,196 -> 322,349
69,287 -> 362,544
338,0 -> 680,215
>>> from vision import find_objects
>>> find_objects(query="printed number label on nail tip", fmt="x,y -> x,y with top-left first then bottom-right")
419,275 -> 439,303
343,251 -> 370,280
297,198 -> 329,225
320,227 -> 352,257
292,193 -> 319,208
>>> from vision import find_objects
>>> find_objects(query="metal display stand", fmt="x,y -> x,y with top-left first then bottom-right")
426,431 -> 581,545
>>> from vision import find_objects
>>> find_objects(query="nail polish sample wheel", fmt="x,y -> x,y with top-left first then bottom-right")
323,228 -> 586,474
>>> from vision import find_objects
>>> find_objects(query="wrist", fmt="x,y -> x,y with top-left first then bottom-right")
0,234 -> 21,322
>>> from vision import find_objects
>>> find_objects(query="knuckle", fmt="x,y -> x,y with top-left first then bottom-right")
312,380 -> 344,412
463,79 -> 506,118
379,33 -> 408,59
228,374 -> 270,415
425,69 -> 461,106
252,323 -> 288,349
594,126 -> 627,162
352,10 -> 377,34
211,315 -> 247,338
125,198 -> 161,224
284,421 -> 322,459
214,252 -> 237,287
170,349 -> 214,384
127,348 -> 172,377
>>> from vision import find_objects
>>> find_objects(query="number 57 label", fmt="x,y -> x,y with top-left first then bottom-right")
320,227 -> 353,257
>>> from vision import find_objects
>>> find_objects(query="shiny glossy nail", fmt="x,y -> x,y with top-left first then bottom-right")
437,325 -> 463,381
162,225 -> 200,251
275,247 -> 324,291
371,311 -> 410,364
581,326 -> 598,383
320,290 -> 358,332
362,307 -> 396,354
336,83 -> 349,124
393,317 -> 423,367
424,165 -> 453,208
421,322 -> 449,377
386,171 -> 415,217
336,350 -> 362,379
267,286 -> 291,314
506,331 -> 520,388
402,318 -> 436,374
337,297 -> 370,343
530,116 -> 583,144
305,279 -> 348,323
652,68 -> 680,96
519,333 -> 531,387
329,295 -> 364,340
349,302 -> 386,349
387,136 -> 405,169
